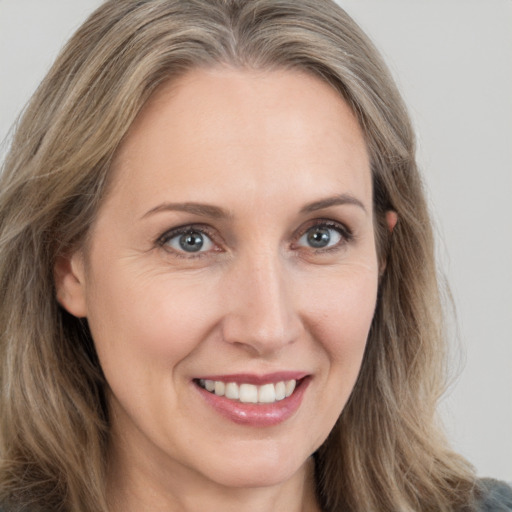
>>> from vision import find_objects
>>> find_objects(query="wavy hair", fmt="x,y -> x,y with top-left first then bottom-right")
0,1 -> 476,510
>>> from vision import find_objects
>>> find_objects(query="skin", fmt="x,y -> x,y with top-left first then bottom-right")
56,67 -> 396,512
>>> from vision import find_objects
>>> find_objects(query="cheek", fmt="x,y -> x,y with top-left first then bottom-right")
85,268 -> 222,379
291,267 -> 378,448
302,266 -> 378,352
304,267 -> 378,394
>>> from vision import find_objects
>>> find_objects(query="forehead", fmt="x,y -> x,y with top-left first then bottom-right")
107,66 -> 371,216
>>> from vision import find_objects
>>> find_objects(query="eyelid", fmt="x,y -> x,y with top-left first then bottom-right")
292,218 -> 354,250
156,223 -> 222,256
155,218 -> 353,258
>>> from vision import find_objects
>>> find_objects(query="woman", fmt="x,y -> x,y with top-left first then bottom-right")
0,1 -> 510,511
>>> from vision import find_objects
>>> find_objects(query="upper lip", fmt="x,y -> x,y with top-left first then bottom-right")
195,371 -> 309,385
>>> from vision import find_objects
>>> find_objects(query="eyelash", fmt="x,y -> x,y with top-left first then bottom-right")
293,219 -> 354,253
156,224 -> 219,259
156,219 -> 353,258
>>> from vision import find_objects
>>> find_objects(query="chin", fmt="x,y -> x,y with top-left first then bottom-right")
210,468 -> 300,490
200,446 -> 313,489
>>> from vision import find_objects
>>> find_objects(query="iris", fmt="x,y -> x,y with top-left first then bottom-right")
306,227 -> 331,248
179,231 -> 204,252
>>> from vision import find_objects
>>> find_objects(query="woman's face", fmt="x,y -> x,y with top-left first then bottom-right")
58,67 -> 380,490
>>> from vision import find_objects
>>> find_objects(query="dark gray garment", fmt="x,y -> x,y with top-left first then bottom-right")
474,478 -> 512,511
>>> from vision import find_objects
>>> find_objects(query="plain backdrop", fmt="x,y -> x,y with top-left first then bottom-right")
1,0 -> 511,482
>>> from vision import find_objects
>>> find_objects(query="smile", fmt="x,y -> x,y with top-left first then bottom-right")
193,374 -> 310,426
197,379 -> 297,404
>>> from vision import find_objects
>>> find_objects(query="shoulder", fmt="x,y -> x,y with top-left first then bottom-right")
473,478 -> 512,511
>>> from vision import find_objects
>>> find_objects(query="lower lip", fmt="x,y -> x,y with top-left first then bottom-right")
194,378 -> 310,427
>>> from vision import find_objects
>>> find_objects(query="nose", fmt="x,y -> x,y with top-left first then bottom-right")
220,249 -> 303,357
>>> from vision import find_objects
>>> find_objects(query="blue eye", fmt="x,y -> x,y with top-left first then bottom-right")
298,225 -> 343,249
162,229 -> 214,253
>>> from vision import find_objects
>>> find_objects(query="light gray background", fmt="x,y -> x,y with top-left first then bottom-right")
1,0 -> 511,482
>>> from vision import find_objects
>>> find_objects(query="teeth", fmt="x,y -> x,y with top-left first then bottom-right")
239,383 -> 258,403
258,383 -> 276,403
275,381 -> 286,400
285,379 -> 296,397
198,379 -> 298,404
225,382 -> 239,400
214,381 -> 225,396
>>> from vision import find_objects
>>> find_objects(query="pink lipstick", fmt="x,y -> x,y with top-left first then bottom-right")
193,373 -> 310,427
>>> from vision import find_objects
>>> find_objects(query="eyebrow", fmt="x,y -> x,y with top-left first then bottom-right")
141,193 -> 366,221
300,194 -> 367,214
141,202 -> 232,220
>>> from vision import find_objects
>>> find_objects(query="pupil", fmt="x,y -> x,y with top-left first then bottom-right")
307,227 -> 330,248
179,232 -> 204,252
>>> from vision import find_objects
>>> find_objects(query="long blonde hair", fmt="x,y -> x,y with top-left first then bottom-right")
0,1 -> 475,510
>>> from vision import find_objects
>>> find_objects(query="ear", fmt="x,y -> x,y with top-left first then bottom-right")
379,210 -> 398,275
385,210 -> 398,233
54,250 -> 88,318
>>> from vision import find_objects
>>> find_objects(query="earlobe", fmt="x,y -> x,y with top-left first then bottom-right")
54,250 -> 88,318
385,210 -> 398,233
